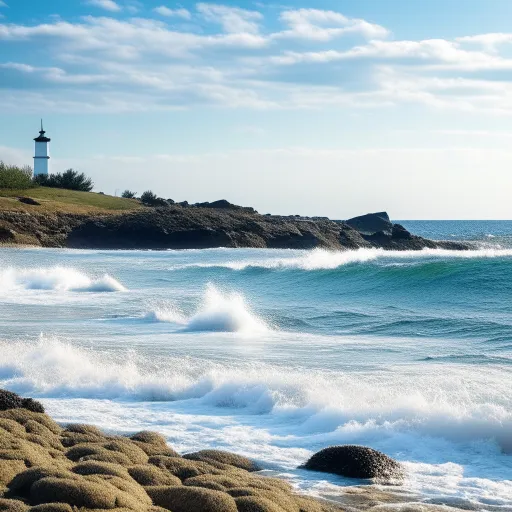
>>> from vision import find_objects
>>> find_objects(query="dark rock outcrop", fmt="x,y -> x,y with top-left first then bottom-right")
0,226 -> 16,242
0,207 -> 472,251
346,212 -> 392,235
193,199 -> 257,214
0,389 -> 45,413
301,445 -> 404,480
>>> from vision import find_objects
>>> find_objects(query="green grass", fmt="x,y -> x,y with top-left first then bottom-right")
0,187 -> 142,214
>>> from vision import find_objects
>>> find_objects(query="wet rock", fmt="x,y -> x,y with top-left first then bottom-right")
346,212 -> 392,235
301,445 -> 404,480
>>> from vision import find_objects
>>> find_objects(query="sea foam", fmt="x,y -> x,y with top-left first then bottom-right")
146,284 -> 269,334
170,247 -> 512,272
1,336 -> 510,453
0,267 -> 126,292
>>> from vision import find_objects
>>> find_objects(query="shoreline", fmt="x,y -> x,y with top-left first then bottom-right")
0,394 -> 470,512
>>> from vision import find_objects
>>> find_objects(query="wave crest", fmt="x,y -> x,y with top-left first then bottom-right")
146,285 -> 269,334
0,267 -> 126,292
171,248 -> 512,272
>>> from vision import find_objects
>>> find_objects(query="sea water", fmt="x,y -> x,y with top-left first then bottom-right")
0,221 -> 511,510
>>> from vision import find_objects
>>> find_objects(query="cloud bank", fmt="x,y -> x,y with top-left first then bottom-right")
1,3 -> 511,113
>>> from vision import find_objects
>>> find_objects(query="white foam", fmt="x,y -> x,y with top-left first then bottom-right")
170,248 -> 512,271
0,267 -> 126,292
146,284 -> 269,334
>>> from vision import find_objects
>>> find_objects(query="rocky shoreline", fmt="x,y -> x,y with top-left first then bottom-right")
1,390 -> 466,512
0,206 -> 470,251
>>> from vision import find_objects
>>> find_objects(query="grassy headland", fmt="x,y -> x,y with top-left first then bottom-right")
0,187 -> 141,215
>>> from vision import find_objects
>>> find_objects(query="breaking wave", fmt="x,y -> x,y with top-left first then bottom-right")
170,248 -> 512,272
1,336 -> 510,453
0,267 -> 126,292
145,284 -> 269,334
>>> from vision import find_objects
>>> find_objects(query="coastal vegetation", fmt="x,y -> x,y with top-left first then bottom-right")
0,162 -> 35,190
34,169 -> 94,192
0,187 -> 141,214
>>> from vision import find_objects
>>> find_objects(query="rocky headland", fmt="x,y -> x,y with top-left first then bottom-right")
0,202 -> 470,251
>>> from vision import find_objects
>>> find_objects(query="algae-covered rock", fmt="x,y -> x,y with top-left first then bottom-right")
302,445 -> 404,480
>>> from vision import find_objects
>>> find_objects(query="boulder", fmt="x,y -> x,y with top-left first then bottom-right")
346,212 -> 392,235
0,227 -> 16,242
301,445 -> 404,480
0,389 -> 45,413
17,197 -> 40,206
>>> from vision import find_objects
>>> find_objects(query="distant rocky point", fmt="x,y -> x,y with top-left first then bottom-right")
0,201 -> 470,251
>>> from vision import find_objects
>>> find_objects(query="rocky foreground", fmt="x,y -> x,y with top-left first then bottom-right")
0,203 -> 470,251
0,390 -> 468,512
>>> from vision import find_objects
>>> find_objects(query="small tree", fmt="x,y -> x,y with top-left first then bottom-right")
34,169 -> 94,192
140,190 -> 168,207
121,190 -> 137,199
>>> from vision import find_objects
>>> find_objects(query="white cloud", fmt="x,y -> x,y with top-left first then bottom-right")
276,8 -> 389,41
86,0 -> 121,12
3,8 -> 512,115
457,33 -> 512,52
153,6 -> 191,19
197,3 -> 263,34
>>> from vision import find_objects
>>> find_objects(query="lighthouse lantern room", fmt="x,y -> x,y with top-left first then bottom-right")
33,120 -> 50,176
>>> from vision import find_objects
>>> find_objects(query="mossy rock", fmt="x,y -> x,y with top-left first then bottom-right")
185,474 -> 249,491
226,488 -> 298,512
0,498 -> 28,512
66,444 -> 132,466
148,456 -> 221,481
127,465 -> 181,487
7,466 -> 77,499
234,495 -> 285,512
129,432 -> 167,446
147,485 -> 238,512
0,460 -> 27,487
301,445 -> 404,480
184,450 -> 261,472
0,411 -> 60,436
101,441 -> 148,465
30,474 -> 151,510
0,420 -> 26,438
29,504 -> 73,512
72,461 -> 131,480
64,424 -> 106,437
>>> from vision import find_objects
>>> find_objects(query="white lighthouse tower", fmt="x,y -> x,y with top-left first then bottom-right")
33,120 -> 50,176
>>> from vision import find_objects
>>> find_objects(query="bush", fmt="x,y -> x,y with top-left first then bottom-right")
140,190 -> 168,207
0,161 -> 34,189
34,169 -> 94,192
121,190 -> 137,199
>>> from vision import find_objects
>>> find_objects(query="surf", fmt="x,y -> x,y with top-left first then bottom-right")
145,284 -> 269,334
0,266 -> 126,292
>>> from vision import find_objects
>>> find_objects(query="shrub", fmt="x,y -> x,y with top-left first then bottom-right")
121,190 -> 137,199
0,162 -> 34,189
140,190 -> 168,207
34,169 -> 94,192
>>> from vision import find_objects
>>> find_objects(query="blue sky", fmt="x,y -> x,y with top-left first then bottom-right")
1,0 -> 512,218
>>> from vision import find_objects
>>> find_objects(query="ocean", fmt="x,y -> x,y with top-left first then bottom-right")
0,220 -> 511,510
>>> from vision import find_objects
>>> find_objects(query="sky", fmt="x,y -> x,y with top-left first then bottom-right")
1,1 -> 512,219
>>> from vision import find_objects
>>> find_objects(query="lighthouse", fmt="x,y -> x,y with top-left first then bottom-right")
33,120 -> 50,176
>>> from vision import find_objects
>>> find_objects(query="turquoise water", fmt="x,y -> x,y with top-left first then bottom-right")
0,221 -> 511,510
